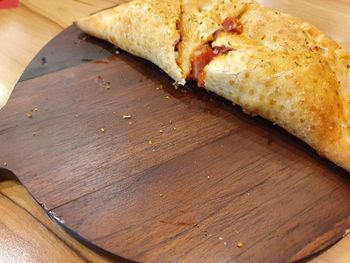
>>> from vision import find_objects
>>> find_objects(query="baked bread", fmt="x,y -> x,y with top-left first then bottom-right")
76,0 -> 350,172
76,0 -> 184,84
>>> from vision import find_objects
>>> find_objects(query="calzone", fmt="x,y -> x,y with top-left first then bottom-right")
76,0 -> 350,172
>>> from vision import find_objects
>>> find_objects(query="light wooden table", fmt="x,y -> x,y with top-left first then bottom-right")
0,0 -> 349,262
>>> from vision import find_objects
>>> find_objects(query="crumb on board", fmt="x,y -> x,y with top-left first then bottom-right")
100,128 -> 105,133
172,82 -> 180,89
236,241 -> 245,248
129,121 -> 132,125
32,132 -> 37,136
148,140 -> 153,145
173,127 -> 177,131
159,129 -> 164,134
3,162 -> 7,166
97,75 -> 111,90
26,112 -> 33,118
123,115 -> 132,119
218,237 -> 223,241
207,176 -> 210,179
74,35 -> 87,45
165,96 -> 170,99
159,193 -> 163,197
114,46 -> 120,55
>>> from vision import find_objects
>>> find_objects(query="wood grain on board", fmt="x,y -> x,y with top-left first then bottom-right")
1,0 -> 350,262
0,168 -> 128,263
1,23 -> 350,262
0,0 -> 122,108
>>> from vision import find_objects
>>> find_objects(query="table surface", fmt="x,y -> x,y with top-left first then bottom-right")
1,0 -> 350,262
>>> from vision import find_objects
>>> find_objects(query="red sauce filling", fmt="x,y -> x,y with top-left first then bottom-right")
213,45 -> 234,56
190,16 -> 242,87
190,45 -> 234,87
213,29 -> 224,40
223,16 -> 243,34
190,44 -> 215,87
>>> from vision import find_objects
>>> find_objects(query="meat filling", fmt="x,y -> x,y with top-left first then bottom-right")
189,16 -> 242,87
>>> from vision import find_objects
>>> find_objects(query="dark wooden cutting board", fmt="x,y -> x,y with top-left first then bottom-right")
1,25 -> 350,263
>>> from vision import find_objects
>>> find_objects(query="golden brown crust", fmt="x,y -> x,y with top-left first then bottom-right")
76,0 -> 350,172
178,0 -> 255,78
75,0 -> 185,84
204,2 -> 350,171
